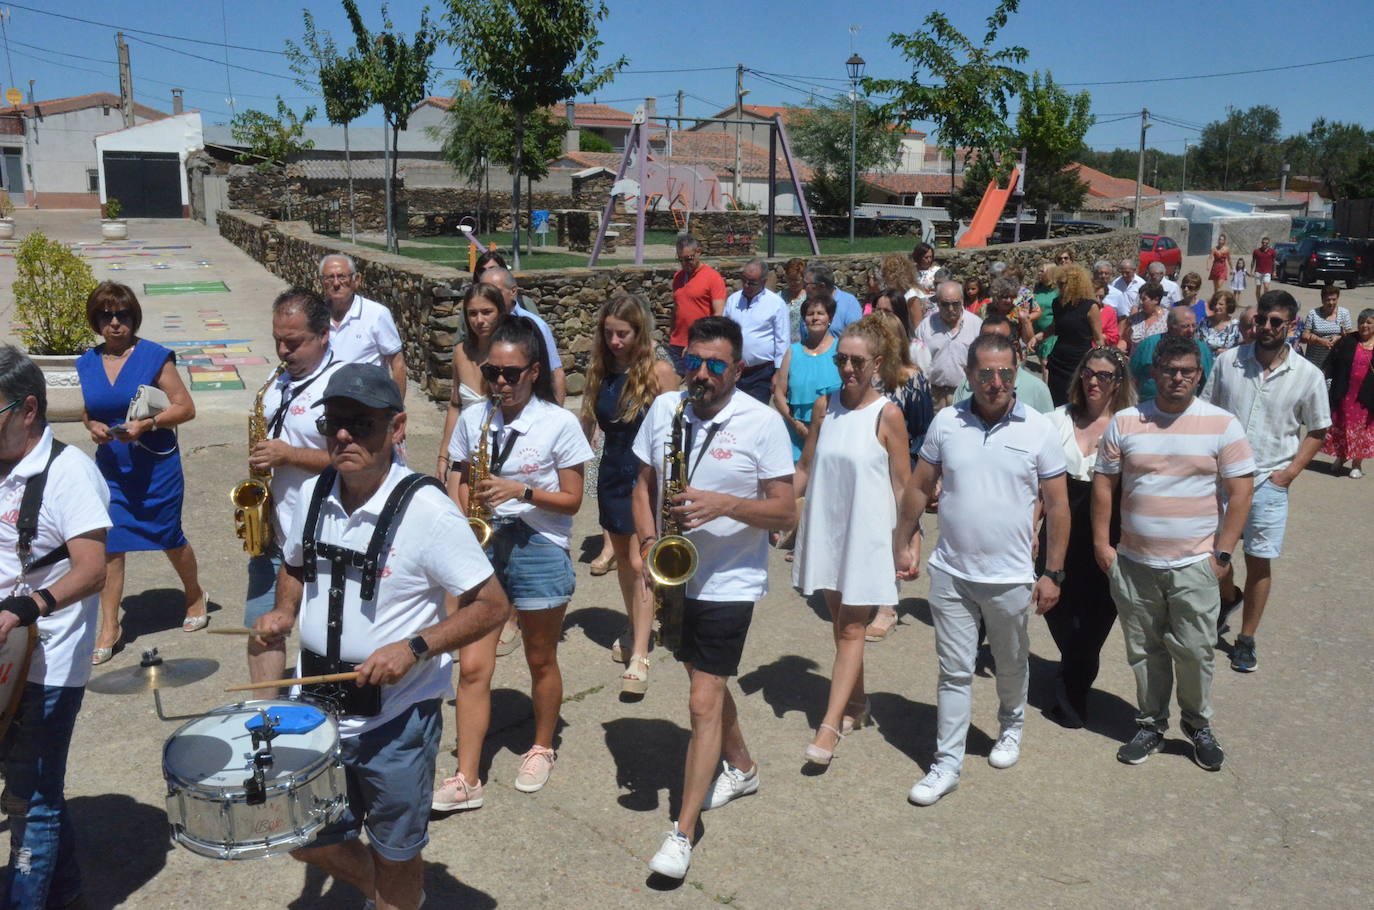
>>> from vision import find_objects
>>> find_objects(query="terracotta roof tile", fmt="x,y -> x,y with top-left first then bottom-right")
6,90 -> 164,121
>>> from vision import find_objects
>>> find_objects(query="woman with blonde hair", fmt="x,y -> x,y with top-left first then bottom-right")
578,295 -> 678,692
1031,261 -> 1059,355
1042,264 -> 1104,405
880,252 -> 918,307
793,314 -> 911,762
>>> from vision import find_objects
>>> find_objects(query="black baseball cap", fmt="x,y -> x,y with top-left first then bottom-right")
321,363 -> 404,411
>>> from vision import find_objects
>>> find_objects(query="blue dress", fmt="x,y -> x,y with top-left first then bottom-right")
785,341 -> 842,460
76,341 -> 188,553
594,371 -> 647,536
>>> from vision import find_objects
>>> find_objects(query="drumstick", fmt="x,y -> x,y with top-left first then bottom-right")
224,671 -> 359,692
208,627 -> 293,636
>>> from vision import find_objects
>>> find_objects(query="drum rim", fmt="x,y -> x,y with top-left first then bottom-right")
163,697 -> 340,795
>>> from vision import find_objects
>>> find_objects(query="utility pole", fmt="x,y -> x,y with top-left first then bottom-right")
0,9 -> 17,92
1013,147 -> 1027,243
1223,104 -> 1234,190
1133,108 -> 1150,229
115,32 -> 134,128
733,64 -> 744,206
1181,139 -> 1189,193
846,52 -> 866,244
668,89 -> 682,158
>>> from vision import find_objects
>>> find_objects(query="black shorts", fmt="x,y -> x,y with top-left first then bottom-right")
674,598 -> 755,677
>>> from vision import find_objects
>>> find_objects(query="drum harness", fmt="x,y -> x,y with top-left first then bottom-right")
298,467 -> 444,718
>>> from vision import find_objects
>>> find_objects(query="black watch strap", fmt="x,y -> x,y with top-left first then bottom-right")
408,634 -> 430,660
1043,569 -> 1066,586
1214,550 -> 1232,566
34,588 -> 57,615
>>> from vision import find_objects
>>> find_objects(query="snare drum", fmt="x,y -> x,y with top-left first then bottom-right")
163,699 -> 346,860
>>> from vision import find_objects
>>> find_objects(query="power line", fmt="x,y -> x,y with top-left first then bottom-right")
621,65 -> 735,75
2,1 -> 289,56
1060,51 -> 1374,87
7,45 -> 110,79
125,35 -> 297,83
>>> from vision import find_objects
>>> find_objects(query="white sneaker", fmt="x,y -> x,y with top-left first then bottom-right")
648,828 -> 692,879
908,767 -> 959,806
988,727 -> 1022,769
702,761 -> 759,810
1349,468 -> 1365,479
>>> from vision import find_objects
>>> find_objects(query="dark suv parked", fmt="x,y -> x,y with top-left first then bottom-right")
1278,238 -> 1362,288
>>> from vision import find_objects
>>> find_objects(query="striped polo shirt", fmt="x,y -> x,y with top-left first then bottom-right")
1095,399 -> 1256,568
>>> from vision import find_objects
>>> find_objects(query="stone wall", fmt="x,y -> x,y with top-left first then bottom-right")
1208,214 -> 1291,257
218,208 -> 1138,404
643,211 -> 925,239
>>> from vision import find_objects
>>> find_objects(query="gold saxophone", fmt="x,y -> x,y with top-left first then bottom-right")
647,388 -> 703,651
466,397 -> 497,547
230,365 -> 285,556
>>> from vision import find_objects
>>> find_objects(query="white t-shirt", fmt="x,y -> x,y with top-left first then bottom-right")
262,355 -> 344,548
919,400 -> 1067,584
329,294 -> 403,368
284,463 -> 493,736
1110,274 -> 1146,314
0,429 -> 112,688
632,390 -> 794,602
448,397 -> 592,550
512,304 -> 565,371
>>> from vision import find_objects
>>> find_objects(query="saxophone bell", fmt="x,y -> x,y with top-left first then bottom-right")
231,365 -> 286,557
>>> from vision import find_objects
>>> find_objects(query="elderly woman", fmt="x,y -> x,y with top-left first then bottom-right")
1200,289 -> 1242,354
1322,308 -> 1374,479
1177,272 -> 1208,323
982,277 -> 1035,350
1301,284 -> 1353,370
1123,282 -> 1168,353
76,282 -> 205,663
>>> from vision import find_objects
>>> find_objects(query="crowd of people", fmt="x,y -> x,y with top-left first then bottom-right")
0,233 -> 1368,908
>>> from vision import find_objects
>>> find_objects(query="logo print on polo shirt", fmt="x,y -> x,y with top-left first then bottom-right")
710,447 -> 733,460
379,546 -> 396,579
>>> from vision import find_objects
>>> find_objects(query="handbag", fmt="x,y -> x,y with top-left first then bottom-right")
125,384 -> 176,457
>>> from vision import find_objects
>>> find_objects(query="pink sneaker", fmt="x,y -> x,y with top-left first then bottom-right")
514,745 -> 556,792
431,772 -> 484,811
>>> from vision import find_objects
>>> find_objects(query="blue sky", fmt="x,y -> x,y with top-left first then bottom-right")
9,0 -> 1373,152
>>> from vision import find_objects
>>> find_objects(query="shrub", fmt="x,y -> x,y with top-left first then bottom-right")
103,197 -> 122,220
0,194 -> 13,218
14,231 -> 97,355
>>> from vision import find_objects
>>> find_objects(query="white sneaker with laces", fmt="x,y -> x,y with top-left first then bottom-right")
702,760 -> 759,810
908,767 -> 959,806
648,828 -> 692,879
988,726 -> 1022,769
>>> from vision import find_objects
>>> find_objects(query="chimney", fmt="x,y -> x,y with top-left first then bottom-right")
563,100 -> 579,155
171,88 -> 184,115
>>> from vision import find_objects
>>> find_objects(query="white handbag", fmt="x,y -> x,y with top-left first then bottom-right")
126,384 -> 170,422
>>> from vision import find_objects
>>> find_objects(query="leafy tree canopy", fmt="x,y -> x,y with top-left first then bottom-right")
230,97 -> 316,169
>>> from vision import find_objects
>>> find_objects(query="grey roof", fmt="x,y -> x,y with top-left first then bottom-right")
295,157 -> 445,181
203,124 -> 442,154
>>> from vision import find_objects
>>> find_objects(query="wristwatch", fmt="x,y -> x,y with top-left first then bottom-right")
407,635 -> 430,661
1213,551 -> 1232,566
1043,569 -> 1066,586
522,485 -> 534,503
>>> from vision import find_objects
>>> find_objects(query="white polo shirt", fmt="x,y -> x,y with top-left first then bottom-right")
724,287 -> 790,368
1110,274 -> 1146,315
0,429 -> 112,688
915,309 -> 983,389
1102,284 -> 1132,318
285,463 -> 493,737
919,399 -> 1067,584
262,354 -> 345,548
512,304 -> 565,371
448,397 -> 592,550
632,390 -> 794,602
329,294 -> 403,368
1202,343 -> 1331,486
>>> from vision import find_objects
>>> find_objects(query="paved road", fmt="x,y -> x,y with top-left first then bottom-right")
1,212 -> 1370,909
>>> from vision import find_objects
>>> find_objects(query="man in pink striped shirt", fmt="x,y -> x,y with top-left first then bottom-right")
1091,334 -> 1255,771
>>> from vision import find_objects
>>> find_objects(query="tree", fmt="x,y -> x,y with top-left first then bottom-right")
285,10 -> 373,241
230,97 -> 316,169
1304,119 -> 1374,200
866,0 -> 1027,195
579,130 -> 612,153
1191,105 -> 1282,190
444,0 -> 625,268
787,97 -> 902,216
343,0 -> 439,253
431,81 -> 567,231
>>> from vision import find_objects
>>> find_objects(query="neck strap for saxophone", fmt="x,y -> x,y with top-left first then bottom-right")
16,440 -> 70,580
268,356 -> 334,439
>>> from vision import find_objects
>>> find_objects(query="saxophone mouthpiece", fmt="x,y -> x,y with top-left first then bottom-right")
688,383 -> 707,401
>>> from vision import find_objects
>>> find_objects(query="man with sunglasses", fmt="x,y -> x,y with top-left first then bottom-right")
256,363 -> 509,910
1129,306 -> 1215,400
244,290 -> 345,688
916,281 -> 983,410
632,316 -> 795,878
1093,333 -> 1255,771
669,235 -> 727,370
723,259 -> 789,404
1202,290 -> 1329,673
894,333 -> 1070,806
320,254 -> 406,400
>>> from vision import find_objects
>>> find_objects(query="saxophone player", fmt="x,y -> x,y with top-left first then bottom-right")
244,290 -> 342,688
630,316 -> 795,880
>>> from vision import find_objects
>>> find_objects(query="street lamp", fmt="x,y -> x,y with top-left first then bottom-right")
846,53 -> 865,244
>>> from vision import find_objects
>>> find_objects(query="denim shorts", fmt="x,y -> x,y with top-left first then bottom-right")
310,698 -> 442,862
1241,479 -> 1289,559
487,520 -> 575,610
243,544 -> 283,628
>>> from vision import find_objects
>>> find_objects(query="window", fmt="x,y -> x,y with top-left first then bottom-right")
87,169 -> 99,193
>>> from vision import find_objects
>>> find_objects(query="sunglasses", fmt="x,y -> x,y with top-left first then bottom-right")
1158,366 -> 1200,379
480,363 -> 532,384
833,352 -> 869,370
0,399 -> 21,419
315,414 -> 383,438
976,367 -> 1017,385
1081,369 -> 1120,385
97,309 -> 135,325
682,354 -> 729,376
1260,315 -> 1290,329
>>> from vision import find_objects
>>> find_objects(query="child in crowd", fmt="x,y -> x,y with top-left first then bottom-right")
1230,257 -> 1248,294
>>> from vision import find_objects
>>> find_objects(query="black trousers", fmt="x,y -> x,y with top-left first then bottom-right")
737,363 -> 775,404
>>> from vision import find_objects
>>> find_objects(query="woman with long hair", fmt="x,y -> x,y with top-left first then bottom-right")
871,287 -> 931,374
434,317 -> 593,809
909,242 -> 938,322
982,276 -> 1035,350
1031,262 -> 1059,357
78,282 -> 206,662
793,314 -> 911,763
437,283 -> 507,482
1322,308 -> 1374,478
1043,265 -> 1105,405
1040,346 -> 1136,726
1209,233 -> 1232,295
579,295 -> 678,692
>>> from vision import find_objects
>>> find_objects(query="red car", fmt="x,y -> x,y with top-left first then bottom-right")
1138,234 -> 1182,278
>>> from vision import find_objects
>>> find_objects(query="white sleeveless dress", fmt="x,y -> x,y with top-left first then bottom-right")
793,395 -> 899,605
457,382 -> 486,410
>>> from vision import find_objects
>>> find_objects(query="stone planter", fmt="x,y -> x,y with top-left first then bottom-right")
101,220 -> 128,241
0,218 -> 13,240
30,354 -> 84,422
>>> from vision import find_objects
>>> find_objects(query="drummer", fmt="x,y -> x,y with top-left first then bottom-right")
0,346 -> 112,908
254,364 -> 508,910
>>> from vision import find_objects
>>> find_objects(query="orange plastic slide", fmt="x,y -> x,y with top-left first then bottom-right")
956,167 -> 1019,248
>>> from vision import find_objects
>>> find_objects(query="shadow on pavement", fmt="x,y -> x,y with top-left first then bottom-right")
601,717 -> 690,816
565,606 -> 626,651
120,586 -> 223,642
1026,650 -> 1140,744
68,794 -> 170,910
737,655 -> 827,728
291,861 -> 496,909
867,692 -> 939,769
